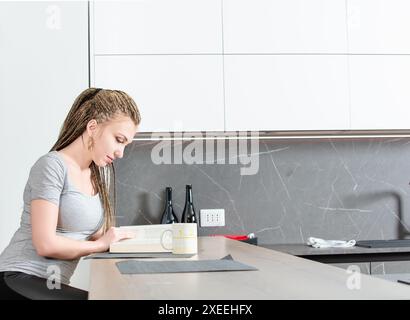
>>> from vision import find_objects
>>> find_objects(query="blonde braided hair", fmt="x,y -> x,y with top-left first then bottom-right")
50,88 -> 141,233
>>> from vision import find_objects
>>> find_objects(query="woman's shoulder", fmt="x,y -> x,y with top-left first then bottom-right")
30,151 -> 66,178
27,151 -> 68,203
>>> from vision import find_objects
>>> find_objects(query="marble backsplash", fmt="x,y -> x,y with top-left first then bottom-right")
114,137 -> 410,246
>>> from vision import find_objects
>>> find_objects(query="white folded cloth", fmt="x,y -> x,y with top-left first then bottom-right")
306,237 -> 356,248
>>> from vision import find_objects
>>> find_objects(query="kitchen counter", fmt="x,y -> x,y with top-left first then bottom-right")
89,237 -> 410,299
260,243 -> 410,263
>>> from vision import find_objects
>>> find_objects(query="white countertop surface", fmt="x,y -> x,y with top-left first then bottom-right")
89,236 -> 410,299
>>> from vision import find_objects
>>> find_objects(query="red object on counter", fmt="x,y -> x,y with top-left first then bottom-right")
211,234 -> 249,241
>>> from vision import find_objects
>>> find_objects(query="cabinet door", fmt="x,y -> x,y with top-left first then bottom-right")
225,55 -> 350,131
93,0 -> 222,54
350,56 -> 410,130
94,55 -> 224,132
223,0 -> 347,53
347,0 -> 410,53
371,261 -> 410,275
331,263 -> 370,275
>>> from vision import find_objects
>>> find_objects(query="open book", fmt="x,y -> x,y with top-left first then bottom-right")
109,224 -> 173,253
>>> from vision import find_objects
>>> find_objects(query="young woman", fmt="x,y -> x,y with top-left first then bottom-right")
0,88 -> 141,300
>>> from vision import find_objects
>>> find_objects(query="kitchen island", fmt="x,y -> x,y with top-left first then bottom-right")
88,236 -> 410,299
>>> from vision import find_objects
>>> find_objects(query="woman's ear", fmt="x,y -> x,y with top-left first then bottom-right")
86,119 -> 98,136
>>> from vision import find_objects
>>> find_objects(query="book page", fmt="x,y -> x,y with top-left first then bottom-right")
110,224 -> 173,253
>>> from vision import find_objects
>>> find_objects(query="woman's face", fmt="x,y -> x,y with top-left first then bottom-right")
90,115 -> 138,167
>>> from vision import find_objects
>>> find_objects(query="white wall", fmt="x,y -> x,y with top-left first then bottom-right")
0,1 -> 89,290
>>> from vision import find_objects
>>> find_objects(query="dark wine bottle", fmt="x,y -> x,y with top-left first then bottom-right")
160,187 -> 179,224
181,184 -> 198,223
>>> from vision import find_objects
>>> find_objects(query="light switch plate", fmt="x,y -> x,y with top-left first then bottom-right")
200,209 -> 225,227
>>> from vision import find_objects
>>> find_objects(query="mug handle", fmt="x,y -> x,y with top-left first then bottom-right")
160,229 -> 173,251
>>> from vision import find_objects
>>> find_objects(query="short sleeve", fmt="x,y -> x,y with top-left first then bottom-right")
28,154 -> 65,206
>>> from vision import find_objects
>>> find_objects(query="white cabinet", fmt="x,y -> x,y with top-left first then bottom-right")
94,55 -> 224,132
347,0 -> 410,53
347,0 -> 410,129
92,0 -> 410,132
92,0 -> 223,132
350,56 -> 410,129
93,0 -> 222,54
224,55 -> 350,131
223,0 -> 347,53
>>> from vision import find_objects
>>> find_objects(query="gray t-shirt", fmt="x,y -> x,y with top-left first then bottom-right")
0,151 -> 104,285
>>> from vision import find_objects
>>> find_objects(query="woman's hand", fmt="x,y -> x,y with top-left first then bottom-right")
96,227 -> 136,252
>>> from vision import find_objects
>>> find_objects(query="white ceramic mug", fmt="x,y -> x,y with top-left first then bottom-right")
160,223 -> 198,255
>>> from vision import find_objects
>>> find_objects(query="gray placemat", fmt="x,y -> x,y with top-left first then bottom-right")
84,252 -> 195,259
115,255 -> 258,274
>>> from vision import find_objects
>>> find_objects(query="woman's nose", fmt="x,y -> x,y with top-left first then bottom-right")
114,149 -> 124,159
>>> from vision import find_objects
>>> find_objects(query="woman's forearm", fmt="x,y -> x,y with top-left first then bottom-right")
38,235 -> 106,260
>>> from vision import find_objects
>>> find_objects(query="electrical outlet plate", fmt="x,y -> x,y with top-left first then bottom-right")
200,209 -> 225,227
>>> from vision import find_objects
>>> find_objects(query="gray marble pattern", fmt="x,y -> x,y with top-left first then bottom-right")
114,137 -> 410,250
